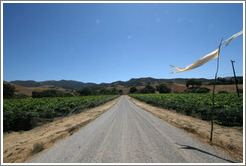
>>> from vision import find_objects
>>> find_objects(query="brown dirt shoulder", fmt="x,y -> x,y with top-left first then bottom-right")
3,96 -> 121,163
128,96 -> 243,163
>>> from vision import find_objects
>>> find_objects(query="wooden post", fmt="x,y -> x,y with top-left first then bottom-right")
230,60 -> 240,97
210,39 -> 223,144
210,60 -> 218,144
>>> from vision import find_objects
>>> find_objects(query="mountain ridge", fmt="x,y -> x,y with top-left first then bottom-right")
9,76 -> 242,90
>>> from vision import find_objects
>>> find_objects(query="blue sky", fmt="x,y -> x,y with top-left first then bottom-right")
3,2 -> 244,84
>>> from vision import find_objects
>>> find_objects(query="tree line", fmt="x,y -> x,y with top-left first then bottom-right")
4,77 -> 243,99
129,80 -> 211,94
129,84 -> 171,94
3,83 -> 123,99
77,87 -> 123,96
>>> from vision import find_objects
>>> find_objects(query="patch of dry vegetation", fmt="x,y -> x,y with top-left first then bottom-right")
202,84 -> 243,93
129,96 -> 243,162
3,97 -> 120,163
3,81 -> 51,96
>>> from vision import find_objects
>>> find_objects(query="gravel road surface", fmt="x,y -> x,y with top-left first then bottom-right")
28,95 -> 234,163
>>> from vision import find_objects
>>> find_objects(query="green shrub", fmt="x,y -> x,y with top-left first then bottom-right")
129,87 -> 138,93
218,91 -> 229,93
31,142 -> 44,155
196,88 -> 210,93
3,83 -> 15,99
156,84 -> 171,93
32,90 -> 73,98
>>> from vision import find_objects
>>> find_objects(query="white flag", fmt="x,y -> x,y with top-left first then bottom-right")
170,48 -> 219,74
170,30 -> 243,74
222,30 -> 243,46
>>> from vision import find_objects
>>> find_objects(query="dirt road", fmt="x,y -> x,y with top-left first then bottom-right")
28,95 -> 234,163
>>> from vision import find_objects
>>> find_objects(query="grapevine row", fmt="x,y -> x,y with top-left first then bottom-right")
3,95 -> 118,132
130,93 -> 243,126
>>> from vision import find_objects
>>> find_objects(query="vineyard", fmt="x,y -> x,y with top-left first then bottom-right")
130,93 -> 243,126
3,95 -> 118,132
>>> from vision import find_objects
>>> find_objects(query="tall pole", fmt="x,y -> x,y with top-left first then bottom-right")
210,39 -> 223,144
231,60 -> 240,97
210,56 -> 219,144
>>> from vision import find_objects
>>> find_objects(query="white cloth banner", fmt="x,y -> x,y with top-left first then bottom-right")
170,49 -> 219,74
222,30 -> 243,46
170,30 -> 243,74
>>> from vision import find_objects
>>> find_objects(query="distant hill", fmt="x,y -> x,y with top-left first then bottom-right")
10,77 -> 203,90
3,81 -> 52,96
109,77 -> 212,87
11,80 -> 97,90
10,76 -> 242,91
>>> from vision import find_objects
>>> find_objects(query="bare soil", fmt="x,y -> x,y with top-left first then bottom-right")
3,97 -> 120,163
129,96 -> 243,162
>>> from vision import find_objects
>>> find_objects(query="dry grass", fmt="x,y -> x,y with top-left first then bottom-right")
3,81 -> 74,96
129,96 -> 243,163
202,84 -> 243,93
3,81 -> 51,96
31,142 -> 44,155
3,97 -> 120,163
